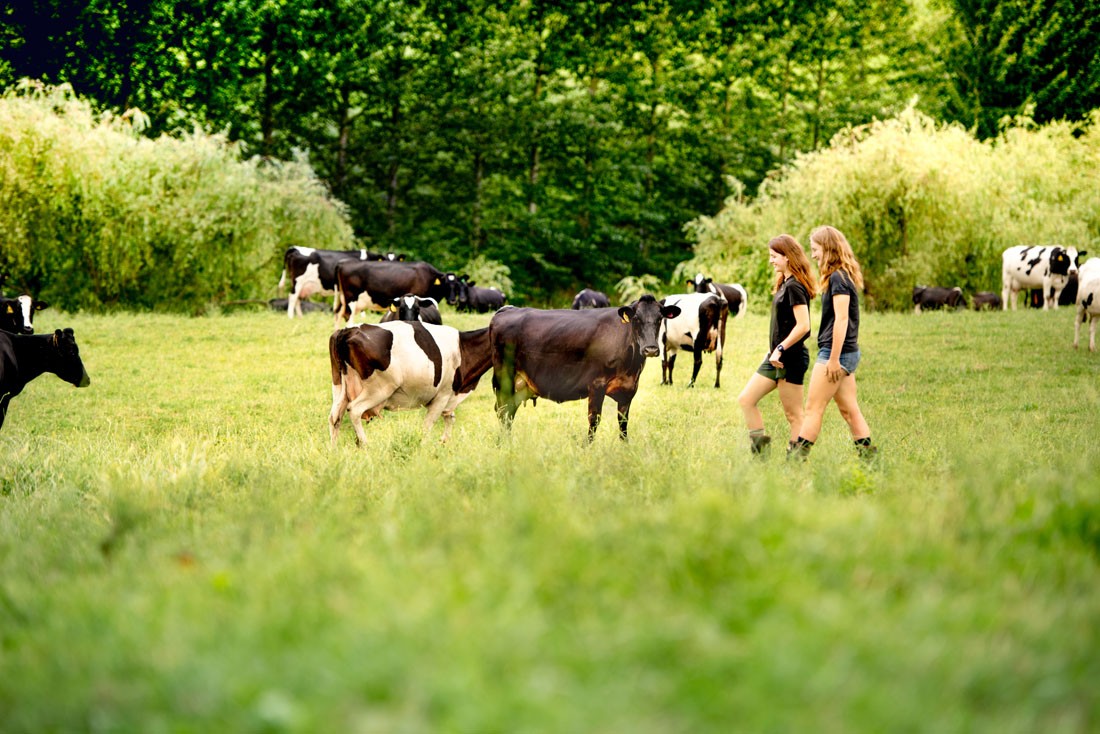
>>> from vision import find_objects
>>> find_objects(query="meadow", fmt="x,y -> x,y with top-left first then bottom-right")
1,303 -> 1098,733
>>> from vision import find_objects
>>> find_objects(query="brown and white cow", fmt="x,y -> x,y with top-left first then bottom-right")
0,328 -> 90,430
1002,245 -> 1085,310
334,260 -> 450,326
658,292 -> 728,388
0,295 -> 49,334
328,321 -> 491,446
489,295 -> 680,441
688,274 -> 747,317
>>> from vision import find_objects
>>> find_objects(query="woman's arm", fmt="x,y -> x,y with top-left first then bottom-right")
769,303 -> 810,367
827,293 -> 850,382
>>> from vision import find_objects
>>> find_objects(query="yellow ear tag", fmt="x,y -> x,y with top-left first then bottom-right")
434,278 -> 441,285
620,313 -> 631,324
5,306 -> 11,314
389,304 -> 398,312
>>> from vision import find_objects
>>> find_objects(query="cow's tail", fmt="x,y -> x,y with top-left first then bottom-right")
278,268 -> 286,292
330,329 -> 351,382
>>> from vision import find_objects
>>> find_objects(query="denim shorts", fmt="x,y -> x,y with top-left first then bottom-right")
816,347 -> 860,375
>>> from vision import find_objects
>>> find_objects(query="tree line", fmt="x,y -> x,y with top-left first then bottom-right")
1,0 -> 1097,305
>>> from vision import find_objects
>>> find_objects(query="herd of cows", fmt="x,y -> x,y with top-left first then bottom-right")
0,243 -> 1098,439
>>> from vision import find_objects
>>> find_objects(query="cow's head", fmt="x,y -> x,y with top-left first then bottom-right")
1051,247 -> 1084,276
621,295 -> 680,357
390,294 -> 436,322
442,273 -> 463,305
456,278 -> 477,309
49,328 -> 91,387
689,274 -> 712,294
912,286 -> 926,304
1,295 -> 48,334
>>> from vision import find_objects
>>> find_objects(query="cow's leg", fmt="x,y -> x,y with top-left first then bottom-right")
440,411 -> 456,442
493,345 -> 520,429
1091,314 -> 1097,352
1002,281 -> 1012,311
288,288 -> 299,318
664,352 -> 676,385
329,381 -> 349,446
1075,306 -> 1084,349
421,396 -> 451,436
614,397 -> 632,441
586,386 -> 607,442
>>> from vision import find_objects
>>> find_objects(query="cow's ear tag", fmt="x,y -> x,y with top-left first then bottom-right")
389,304 -> 398,312
4,305 -> 11,314
434,278 -> 441,285
620,312 -> 631,324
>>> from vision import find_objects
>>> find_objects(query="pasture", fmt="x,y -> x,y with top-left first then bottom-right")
1,304 -> 1098,732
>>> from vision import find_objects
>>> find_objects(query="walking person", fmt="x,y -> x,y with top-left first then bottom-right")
791,225 -> 876,460
737,234 -> 816,455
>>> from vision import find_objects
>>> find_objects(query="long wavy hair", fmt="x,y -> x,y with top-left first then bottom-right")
809,225 -> 864,291
768,234 -> 817,297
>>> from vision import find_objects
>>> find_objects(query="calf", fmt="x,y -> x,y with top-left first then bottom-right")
971,292 -> 1002,311
1074,259 -> 1100,351
455,278 -> 506,313
334,260 -> 450,325
1002,245 -> 1085,310
912,286 -> 966,313
688,274 -> 747,317
658,292 -> 728,388
328,322 -> 492,446
489,295 -> 680,441
0,295 -> 49,334
0,328 -> 90,430
570,289 -> 611,309
379,294 -> 443,325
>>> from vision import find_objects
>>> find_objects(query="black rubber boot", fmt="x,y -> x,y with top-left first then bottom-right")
749,431 -> 772,456
787,437 -> 813,461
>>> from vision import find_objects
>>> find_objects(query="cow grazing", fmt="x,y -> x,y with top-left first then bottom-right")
334,260 -> 450,326
1074,259 -> 1100,352
0,328 -> 90,430
971,292 -> 1002,311
912,286 -> 967,313
0,295 -> 49,334
455,278 -> 506,313
571,289 -> 611,310
688,274 -> 748,317
658,292 -> 728,388
379,294 -> 443,325
489,295 -> 681,441
328,322 -> 492,446
1002,245 -> 1085,310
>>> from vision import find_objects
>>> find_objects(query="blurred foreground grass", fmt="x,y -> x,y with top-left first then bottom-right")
0,305 -> 1098,732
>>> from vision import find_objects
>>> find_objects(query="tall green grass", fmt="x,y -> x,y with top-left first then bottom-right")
1,305 -> 1098,732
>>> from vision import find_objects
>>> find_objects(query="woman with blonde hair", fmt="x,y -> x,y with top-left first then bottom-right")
791,225 -> 876,459
737,234 -> 816,455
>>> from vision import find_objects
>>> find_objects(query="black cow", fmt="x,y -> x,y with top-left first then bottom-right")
489,295 -> 681,441
0,328 -> 90,430
688,274 -> 747,317
912,285 -> 967,313
971,292 -> 1003,311
379,294 -> 443,325
570,289 -> 611,309
455,278 -> 506,313
0,295 -> 49,334
334,260 -> 450,325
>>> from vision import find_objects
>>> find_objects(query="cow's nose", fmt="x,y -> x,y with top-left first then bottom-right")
21,326 -> 32,334
642,346 -> 659,357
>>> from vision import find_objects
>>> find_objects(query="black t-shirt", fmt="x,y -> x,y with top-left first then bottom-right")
769,277 -> 811,355
817,270 -> 860,353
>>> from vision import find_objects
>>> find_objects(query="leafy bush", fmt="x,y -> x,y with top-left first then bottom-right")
685,106 -> 1100,310
0,82 -> 354,313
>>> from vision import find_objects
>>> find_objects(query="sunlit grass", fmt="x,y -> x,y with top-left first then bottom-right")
1,305 -> 1098,732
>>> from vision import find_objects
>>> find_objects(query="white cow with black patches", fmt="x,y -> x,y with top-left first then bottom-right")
328,321 -> 492,446
1002,245 -> 1085,310
1074,258 -> 1100,352
658,292 -> 728,388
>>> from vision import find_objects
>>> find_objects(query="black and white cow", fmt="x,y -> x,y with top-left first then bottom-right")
379,294 -> 443,325
1002,245 -> 1085,310
455,278 -> 506,313
328,322 -> 492,446
1074,259 -> 1100,352
912,286 -> 966,313
688,274 -> 747,317
0,295 -> 49,334
971,292 -> 1003,311
658,292 -> 728,388
489,295 -> 680,441
279,247 -> 370,319
0,328 -> 90,430
334,260 -> 450,326
570,289 -> 611,310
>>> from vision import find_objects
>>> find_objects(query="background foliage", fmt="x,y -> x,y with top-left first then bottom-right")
2,0 -> 1097,306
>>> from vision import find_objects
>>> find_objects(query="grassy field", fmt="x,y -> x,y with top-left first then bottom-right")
1,303 -> 1098,733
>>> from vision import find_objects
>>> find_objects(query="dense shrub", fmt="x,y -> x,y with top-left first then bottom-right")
685,106 -> 1100,310
0,82 -> 354,313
